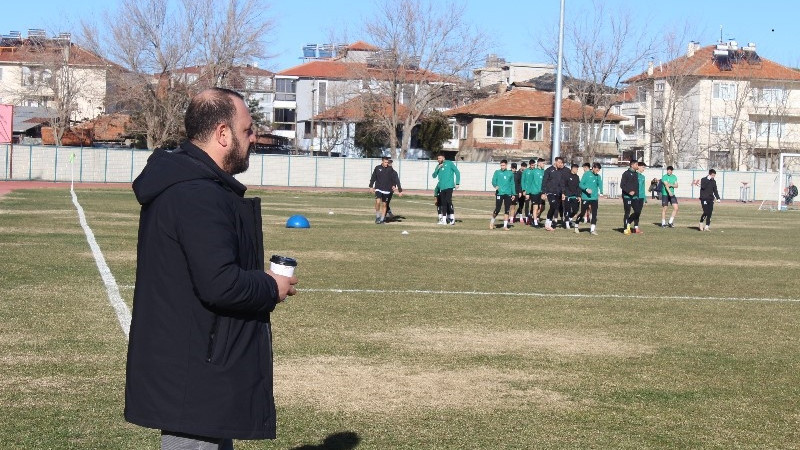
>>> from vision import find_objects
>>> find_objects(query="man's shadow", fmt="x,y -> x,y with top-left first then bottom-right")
291,431 -> 360,450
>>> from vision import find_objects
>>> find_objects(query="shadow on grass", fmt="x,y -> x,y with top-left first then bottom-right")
291,431 -> 361,449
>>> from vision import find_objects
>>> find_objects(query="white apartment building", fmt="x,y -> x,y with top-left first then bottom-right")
622,41 -> 800,170
0,30 -> 109,123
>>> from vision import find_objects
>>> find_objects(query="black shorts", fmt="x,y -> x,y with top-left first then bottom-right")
374,191 -> 391,202
661,194 -> 678,206
529,193 -> 544,206
494,195 -> 513,215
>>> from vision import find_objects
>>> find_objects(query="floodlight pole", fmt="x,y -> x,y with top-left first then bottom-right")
551,0 -> 566,163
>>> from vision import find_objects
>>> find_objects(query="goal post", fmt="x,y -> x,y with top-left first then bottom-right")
778,153 -> 800,211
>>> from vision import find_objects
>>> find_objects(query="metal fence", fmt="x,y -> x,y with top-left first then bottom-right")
0,144 -> 790,202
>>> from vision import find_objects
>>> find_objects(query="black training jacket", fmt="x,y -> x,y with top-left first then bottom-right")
125,141 -> 280,440
369,164 -> 394,192
564,172 -> 581,197
620,168 -> 639,198
699,177 -> 720,201
541,165 -> 568,195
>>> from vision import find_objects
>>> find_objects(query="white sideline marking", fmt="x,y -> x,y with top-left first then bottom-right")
71,188 -> 132,339
119,284 -> 800,304
301,288 -> 800,304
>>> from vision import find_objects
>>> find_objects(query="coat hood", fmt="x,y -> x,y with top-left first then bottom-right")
132,141 -> 247,205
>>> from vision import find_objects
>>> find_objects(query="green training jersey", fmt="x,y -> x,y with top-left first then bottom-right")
661,173 -> 677,197
528,167 -> 544,194
637,172 -> 647,199
492,169 -> 516,196
432,160 -> 461,190
579,171 -> 603,201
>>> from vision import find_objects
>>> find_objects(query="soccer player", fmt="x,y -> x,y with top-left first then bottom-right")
541,156 -> 568,231
490,159 -> 516,230
369,156 -> 394,224
660,165 -> 678,228
523,158 -> 546,227
563,163 -> 581,232
631,161 -> 648,234
385,159 -> 403,219
579,162 -> 592,223
699,169 -> 721,231
620,159 -> 639,235
578,162 -> 603,235
432,154 -> 460,225
512,161 -> 527,223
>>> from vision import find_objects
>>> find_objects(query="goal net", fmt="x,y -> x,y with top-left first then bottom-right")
761,153 -> 800,211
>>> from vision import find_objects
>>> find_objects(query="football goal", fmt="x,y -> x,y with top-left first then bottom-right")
760,153 -> 800,211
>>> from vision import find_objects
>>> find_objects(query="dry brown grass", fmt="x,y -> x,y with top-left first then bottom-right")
275,356 -> 574,412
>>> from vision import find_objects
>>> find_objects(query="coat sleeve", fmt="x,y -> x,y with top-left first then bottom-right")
369,167 -> 377,187
172,183 -> 279,317
453,163 -> 461,185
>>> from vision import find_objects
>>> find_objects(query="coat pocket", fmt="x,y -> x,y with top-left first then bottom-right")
206,316 -> 231,365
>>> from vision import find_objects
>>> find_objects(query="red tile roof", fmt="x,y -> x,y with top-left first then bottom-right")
278,59 -> 448,83
347,41 -> 379,51
444,88 -> 625,122
626,45 -> 800,83
0,41 -> 110,66
312,94 -> 409,122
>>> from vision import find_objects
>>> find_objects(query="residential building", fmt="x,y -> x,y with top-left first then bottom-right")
473,55 -> 555,90
623,41 -> 800,170
276,41 -> 455,156
444,84 -> 625,162
0,30 -> 110,122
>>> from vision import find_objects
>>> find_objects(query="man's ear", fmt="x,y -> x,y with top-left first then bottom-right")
214,122 -> 230,148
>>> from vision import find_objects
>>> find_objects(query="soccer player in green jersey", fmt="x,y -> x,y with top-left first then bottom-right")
578,162 -> 603,235
660,165 -> 678,228
490,160 -> 516,230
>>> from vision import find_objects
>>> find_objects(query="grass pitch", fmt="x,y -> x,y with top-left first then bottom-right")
1,187 -> 799,449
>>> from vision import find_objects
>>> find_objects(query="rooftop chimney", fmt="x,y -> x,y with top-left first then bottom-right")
647,61 -> 654,76
687,41 -> 700,58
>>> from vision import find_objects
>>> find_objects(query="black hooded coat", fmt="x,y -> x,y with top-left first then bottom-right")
124,141 -> 280,439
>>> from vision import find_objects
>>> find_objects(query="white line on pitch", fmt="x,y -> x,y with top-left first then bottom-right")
300,287 -> 800,304
71,188 -> 131,339
119,284 -> 800,303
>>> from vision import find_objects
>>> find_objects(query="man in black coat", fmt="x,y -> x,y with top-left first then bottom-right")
541,156 -> 568,231
698,168 -> 721,231
620,159 -> 640,234
125,88 -> 298,448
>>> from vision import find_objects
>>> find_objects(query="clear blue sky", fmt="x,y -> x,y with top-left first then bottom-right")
1,0 -> 797,72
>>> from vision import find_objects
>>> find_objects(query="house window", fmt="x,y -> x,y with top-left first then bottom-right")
635,86 -> 647,102
712,82 -> 737,100
635,117 -> 646,137
486,119 -> 513,138
275,78 -> 296,101
759,87 -> 784,104
450,120 -> 458,139
273,108 -> 296,130
598,124 -> 617,143
755,121 -> 784,139
710,117 -> 733,134
654,81 -> 665,97
549,123 -> 570,141
22,66 -> 33,86
523,122 -> 544,141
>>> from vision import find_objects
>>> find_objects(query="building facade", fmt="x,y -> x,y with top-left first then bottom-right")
623,41 -> 800,170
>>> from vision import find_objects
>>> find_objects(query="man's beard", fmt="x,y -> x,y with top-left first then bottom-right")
222,132 -> 250,175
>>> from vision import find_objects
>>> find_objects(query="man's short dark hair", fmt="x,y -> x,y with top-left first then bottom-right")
185,88 -> 244,143
537,158 -> 545,162
529,159 -> 536,165
666,165 -> 674,171
511,162 -> 517,169
592,162 -> 602,169
554,156 -> 564,163
521,162 -> 528,167
500,159 -> 508,164
382,156 -> 389,161
630,160 -> 639,166
571,163 -> 579,169
709,169 -> 716,175
582,162 -> 591,168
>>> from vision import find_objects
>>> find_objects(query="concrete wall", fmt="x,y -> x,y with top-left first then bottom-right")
0,144 -> 793,202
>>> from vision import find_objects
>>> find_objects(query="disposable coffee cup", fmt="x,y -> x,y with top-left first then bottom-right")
269,255 -> 297,277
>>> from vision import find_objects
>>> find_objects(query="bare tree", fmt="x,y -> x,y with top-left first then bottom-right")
541,0 -> 657,161
362,0 -> 489,159
82,0 -> 274,149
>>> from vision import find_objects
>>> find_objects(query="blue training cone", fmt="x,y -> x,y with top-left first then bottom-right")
286,215 -> 310,228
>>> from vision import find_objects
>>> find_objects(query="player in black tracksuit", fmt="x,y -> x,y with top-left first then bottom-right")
698,169 -> 721,231
541,157 -> 568,230
369,157 -> 395,224
510,163 -> 524,223
385,160 -> 402,218
563,163 -> 581,230
620,160 -> 640,233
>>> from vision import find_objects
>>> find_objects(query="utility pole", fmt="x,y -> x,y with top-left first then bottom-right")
551,0 -> 566,163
